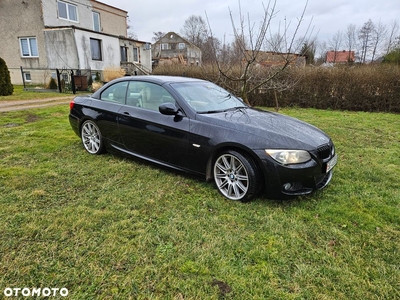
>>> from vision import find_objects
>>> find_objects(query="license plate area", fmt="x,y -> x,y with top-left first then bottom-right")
326,154 -> 338,173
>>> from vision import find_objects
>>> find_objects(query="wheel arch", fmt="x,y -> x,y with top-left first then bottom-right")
78,116 -> 96,138
205,144 -> 265,184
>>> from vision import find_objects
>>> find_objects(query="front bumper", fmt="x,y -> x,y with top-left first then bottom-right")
255,150 -> 337,196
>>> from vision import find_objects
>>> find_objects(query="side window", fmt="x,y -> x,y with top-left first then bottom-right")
57,1 -> 78,22
20,37 -> 38,57
125,82 -> 174,111
100,82 -> 128,104
90,38 -> 102,61
93,12 -> 100,32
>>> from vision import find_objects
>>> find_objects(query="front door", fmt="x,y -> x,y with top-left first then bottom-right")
117,81 -> 193,171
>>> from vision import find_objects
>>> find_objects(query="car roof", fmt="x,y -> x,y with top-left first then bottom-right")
114,75 -> 206,85
91,75 -> 207,99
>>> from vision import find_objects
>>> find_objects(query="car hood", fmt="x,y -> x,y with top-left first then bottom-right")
195,107 -> 331,149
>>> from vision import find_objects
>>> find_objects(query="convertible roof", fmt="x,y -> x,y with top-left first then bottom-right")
123,75 -> 204,85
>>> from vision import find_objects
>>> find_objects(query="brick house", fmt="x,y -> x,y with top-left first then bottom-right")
326,50 -> 355,63
0,0 -> 152,85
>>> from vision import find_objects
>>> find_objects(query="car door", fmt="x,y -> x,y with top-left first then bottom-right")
92,81 -> 128,145
117,81 -> 193,171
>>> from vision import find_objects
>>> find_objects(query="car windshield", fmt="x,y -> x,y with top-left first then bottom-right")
170,81 -> 248,113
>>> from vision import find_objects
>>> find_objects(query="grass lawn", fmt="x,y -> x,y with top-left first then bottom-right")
0,104 -> 399,299
0,85 -> 85,101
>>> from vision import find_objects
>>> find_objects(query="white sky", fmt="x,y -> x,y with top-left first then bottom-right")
100,0 -> 399,49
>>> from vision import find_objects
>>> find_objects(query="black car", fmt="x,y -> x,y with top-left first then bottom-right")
69,76 -> 337,202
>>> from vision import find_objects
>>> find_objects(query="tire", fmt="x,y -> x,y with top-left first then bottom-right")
213,150 -> 261,202
80,120 -> 104,154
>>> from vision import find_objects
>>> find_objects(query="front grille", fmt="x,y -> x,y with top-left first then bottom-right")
317,143 -> 332,160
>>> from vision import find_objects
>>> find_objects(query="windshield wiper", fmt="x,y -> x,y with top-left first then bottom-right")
198,109 -> 225,114
223,106 -> 248,112
198,106 -> 248,114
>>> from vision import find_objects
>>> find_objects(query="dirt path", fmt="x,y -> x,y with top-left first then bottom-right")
0,96 -> 74,112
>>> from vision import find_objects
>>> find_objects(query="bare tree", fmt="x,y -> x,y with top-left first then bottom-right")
358,19 -> 375,63
265,32 -> 286,52
328,30 -> 343,62
317,40 -> 329,63
345,24 -> 357,62
385,19 -> 399,54
180,15 -> 209,47
206,0 -> 313,105
152,31 -> 166,42
370,21 -> 387,62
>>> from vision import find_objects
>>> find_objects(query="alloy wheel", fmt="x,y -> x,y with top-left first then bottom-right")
81,120 -> 103,154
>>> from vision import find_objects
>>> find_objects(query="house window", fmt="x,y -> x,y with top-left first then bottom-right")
93,12 -> 100,32
90,38 -> 102,61
58,1 -> 78,22
20,37 -> 38,57
120,46 -> 127,62
24,72 -> 31,82
178,43 -> 186,49
161,43 -> 169,50
133,47 -> 139,62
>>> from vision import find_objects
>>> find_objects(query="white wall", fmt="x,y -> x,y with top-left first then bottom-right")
74,29 -> 121,70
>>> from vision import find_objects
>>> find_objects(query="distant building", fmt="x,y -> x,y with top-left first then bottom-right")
152,32 -> 202,66
326,50 -> 355,64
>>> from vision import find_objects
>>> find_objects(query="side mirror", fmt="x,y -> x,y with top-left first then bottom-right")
159,102 -> 180,115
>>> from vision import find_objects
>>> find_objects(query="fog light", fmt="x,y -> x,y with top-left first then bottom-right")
283,183 -> 292,190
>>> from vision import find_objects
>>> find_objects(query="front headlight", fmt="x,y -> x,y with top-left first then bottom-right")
265,149 -> 311,165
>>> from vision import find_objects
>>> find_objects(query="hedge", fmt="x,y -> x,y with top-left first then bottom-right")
154,64 -> 400,113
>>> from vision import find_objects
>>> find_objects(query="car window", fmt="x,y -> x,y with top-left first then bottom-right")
100,82 -> 128,104
170,82 -> 246,113
126,82 -> 174,111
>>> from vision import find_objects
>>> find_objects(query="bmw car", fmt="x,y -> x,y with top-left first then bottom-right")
69,76 -> 337,202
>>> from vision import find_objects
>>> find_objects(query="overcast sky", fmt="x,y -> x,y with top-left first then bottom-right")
100,0 -> 399,47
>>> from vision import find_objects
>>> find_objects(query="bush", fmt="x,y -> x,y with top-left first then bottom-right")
0,57 -> 13,96
48,77 -> 58,89
259,65 -> 400,113
154,64 -> 400,113
103,66 -> 125,82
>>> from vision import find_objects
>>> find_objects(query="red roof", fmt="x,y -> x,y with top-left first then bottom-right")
326,51 -> 355,63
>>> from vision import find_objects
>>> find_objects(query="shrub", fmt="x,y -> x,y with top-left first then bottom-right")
103,66 -> 125,82
48,77 -> 58,89
154,64 -> 400,113
0,57 -> 13,96
94,72 -> 101,82
88,75 -> 93,87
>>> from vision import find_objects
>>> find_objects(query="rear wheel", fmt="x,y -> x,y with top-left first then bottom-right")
213,150 -> 261,202
81,120 -> 104,154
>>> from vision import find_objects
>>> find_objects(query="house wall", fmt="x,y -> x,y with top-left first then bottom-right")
121,40 -> 152,66
44,29 -> 79,69
0,0 -> 49,83
74,30 -> 121,70
91,1 -> 127,36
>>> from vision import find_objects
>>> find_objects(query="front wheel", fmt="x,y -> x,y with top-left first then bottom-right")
81,120 -> 104,154
213,150 -> 261,202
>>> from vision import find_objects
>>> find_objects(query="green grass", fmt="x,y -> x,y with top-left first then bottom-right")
0,85 -> 84,101
0,105 -> 399,299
